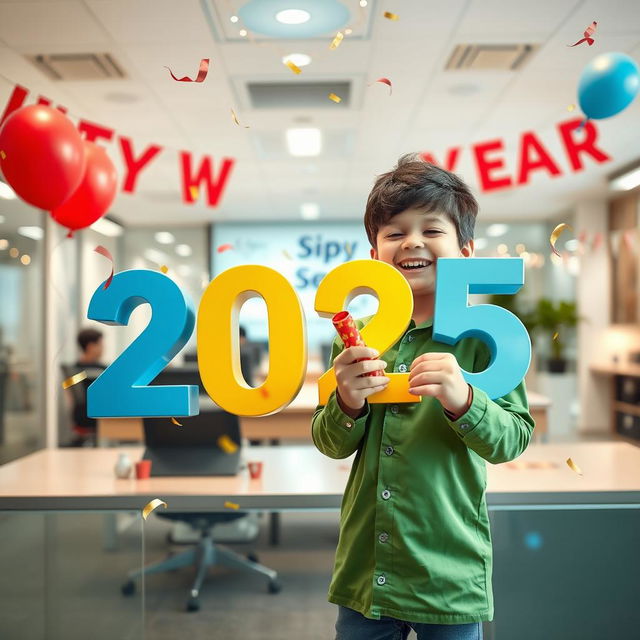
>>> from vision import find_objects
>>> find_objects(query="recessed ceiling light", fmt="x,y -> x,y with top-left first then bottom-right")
282,53 -> 311,68
359,0 -> 368,7
0,182 -> 17,200
155,231 -> 175,245
144,248 -> 167,264
286,128 -> 322,157
0,239 -> 8,250
487,224 -> 509,237
9,247 -> 19,258
18,226 -> 44,240
345,28 -> 352,35
20,254 -> 31,265
610,166 -> 640,191
175,244 -> 192,257
474,238 -> 488,251
301,203 -> 320,220
90,217 -> 123,237
230,15 -> 239,23
275,9 -> 311,25
239,28 -> 247,36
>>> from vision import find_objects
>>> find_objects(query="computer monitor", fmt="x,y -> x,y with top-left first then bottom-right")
142,410 -> 241,476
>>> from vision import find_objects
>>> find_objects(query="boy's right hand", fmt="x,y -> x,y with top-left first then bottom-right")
333,347 -> 390,417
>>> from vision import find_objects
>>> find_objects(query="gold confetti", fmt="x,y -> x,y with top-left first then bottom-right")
217,243 -> 234,253
329,31 -> 344,50
384,11 -> 399,20
189,186 -> 199,200
328,93 -> 342,103
282,249 -> 292,260
218,434 -> 239,454
284,59 -> 302,74
552,332 -> 559,341
170,417 -> 183,426
259,386 -> 269,398
160,265 -> 169,274
62,371 -> 87,390
142,498 -> 167,520
230,108 -> 250,128
0,150 -> 5,160
224,501 -> 240,510
567,104 -> 576,112
549,223 -> 572,257
566,457 -> 583,476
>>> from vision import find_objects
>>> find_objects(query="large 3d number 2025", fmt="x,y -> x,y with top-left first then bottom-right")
86,269 -> 199,418
433,257 -> 531,399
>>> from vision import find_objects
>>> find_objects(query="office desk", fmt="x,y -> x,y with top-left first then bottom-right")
0,442 -> 638,513
97,384 -> 551,444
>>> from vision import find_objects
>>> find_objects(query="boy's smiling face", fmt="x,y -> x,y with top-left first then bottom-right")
370,207 -> 474,298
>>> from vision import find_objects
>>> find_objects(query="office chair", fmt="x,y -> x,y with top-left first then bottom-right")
60,364 -> 97,447
121,411 -> 282,612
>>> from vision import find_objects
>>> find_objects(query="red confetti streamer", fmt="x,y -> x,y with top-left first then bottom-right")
372,77 -> 393,95
217,243 -> 234,253
567,21 -> 597,47
94,245 -> 114,290
165,58 -> 210,82
332,310 -> 383,377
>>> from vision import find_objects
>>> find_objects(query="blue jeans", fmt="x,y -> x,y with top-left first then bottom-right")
335,606 -> 483,640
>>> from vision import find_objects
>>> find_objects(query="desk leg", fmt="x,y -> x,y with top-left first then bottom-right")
269,439 -> 281,546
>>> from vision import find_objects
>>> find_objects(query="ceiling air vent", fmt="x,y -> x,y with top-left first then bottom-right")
26,53 -> 126,81
445,44 -> 537,71
247,81 -> 351,109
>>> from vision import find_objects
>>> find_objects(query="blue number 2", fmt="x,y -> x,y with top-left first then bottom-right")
433,258 -> 531,399
87,270 -> 199,417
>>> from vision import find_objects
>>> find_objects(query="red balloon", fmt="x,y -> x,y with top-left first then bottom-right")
50,141 -> 117,233
0,105 -> 86,210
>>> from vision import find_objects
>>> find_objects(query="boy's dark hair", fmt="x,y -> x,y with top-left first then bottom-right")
364,153 -> 478,249
77,328 -> 103,352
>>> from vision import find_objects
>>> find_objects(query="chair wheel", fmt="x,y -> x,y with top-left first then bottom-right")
186,597 -> 200,612
268,578 -> 282,594
121,580 -> 135,596
246,552 -> 259,563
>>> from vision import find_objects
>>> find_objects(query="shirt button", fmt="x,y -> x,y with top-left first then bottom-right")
390,405 -> 399,414
398,364 -> 407,373
460,423 -> 470,430
377,575 -> 386,585
385,446 -> 394,456
378,532 -> 389,543
381,489 -> 391,500
345,421 -> 352,429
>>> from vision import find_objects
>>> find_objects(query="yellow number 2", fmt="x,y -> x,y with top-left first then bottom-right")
315,260 -> 419,406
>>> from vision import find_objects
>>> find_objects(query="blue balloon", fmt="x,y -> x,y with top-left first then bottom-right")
578,52 -> 640,120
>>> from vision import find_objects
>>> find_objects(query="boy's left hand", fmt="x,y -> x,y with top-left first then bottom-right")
408,352 -> 470,416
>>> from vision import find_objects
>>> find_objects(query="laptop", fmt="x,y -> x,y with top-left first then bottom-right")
142,410 -> 241,477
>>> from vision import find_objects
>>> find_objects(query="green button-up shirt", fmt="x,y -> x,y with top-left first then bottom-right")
312,316 -> 534,625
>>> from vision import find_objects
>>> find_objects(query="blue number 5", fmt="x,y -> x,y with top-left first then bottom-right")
433,258 -> 531,399
87,270 -> 199,417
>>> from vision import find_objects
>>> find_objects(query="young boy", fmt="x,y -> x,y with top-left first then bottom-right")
312,154 -> 534,640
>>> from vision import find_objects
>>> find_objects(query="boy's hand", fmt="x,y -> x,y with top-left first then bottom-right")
408,352 -> 470,416
333,346 -> 389,417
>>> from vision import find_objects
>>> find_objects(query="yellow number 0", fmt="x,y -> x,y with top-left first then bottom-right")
198,265 -> 307,416
315,260 -> 419,405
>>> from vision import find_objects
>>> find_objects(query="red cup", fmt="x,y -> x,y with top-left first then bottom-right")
135,460 -> 152,479
247,461 -> 263,480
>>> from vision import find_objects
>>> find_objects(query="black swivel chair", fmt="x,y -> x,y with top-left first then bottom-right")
121,410 -> 281,612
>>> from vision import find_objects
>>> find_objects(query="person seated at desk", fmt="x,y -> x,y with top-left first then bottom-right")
66,328 -> 107,446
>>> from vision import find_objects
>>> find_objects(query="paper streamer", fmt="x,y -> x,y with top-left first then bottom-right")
142,498 -> 167,520
62,370 -> 87,390
170,417 -> 182,426
284,59 -> 302,74
328,93 -> 342,103
218,434 -> 238,454
567,21 -> 597,47
372,77 -> 393,95
566,457 -> 583,476
160,265 -> 169,274
94,245 -> 114,290
165,58 -> 210,82
329,31 -> 344,50
550,223 -> 572,257
332,310 -> 383,377
217,243 -> 234,253
231,108 -> 250,128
